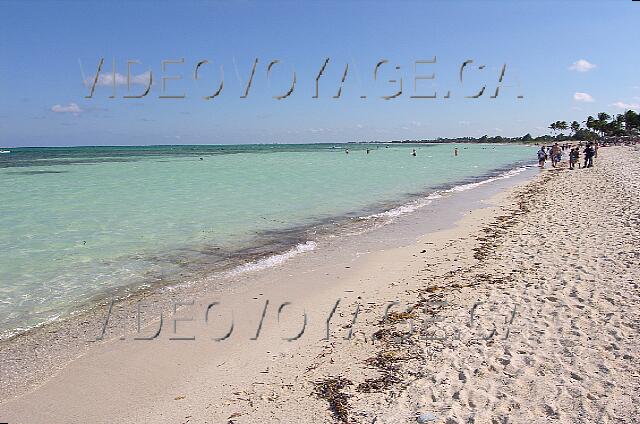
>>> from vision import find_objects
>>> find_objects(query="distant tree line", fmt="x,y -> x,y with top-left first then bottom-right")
548,110 -> 640,141
388,109 -> 640,144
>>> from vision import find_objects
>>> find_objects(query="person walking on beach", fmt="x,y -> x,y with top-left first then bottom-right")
537,146 -> 547,168
584,143 -> 595,168
569,147 -> 579,170
551,143 -> 561,167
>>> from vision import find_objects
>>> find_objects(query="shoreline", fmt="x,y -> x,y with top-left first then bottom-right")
0,159 -> 533,342
0,159 -> 537,405
2,146 -> 638,423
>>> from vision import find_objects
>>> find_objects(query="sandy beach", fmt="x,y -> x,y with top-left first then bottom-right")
3,1 -> 640,422
1,145 -> 639,423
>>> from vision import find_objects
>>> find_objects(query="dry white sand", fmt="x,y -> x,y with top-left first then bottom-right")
301,146 -> 640,424
1,146 -> 638,423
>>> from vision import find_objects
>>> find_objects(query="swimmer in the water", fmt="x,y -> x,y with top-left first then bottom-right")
454,148 -> 458,157
411,149 -> 416,156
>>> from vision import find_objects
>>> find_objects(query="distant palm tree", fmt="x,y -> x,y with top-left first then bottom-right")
597,112 -> 611,137
556,121 -> 568,137
571,121 -> 580,138
549,122 -> 557,136
623,110 -> 640,135
609,114 -> 625,136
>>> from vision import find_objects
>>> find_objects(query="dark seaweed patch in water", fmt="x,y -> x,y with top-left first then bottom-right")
1,158 -> 139,169
7,170 -> 68,175
0,143 -> 392,168
98,160 -> 535,301
130,229 -> 311,275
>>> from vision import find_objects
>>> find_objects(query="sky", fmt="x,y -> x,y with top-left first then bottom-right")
0,0 -> 639,147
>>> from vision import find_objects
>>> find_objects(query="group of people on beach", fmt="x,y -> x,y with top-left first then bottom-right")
537,142 -> 597,170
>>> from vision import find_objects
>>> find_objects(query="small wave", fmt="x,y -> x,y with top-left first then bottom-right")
0,313 -> 61,341
359,165 -> 529,221
361,192 -> 443,220
227,241 -> 317,276
446,166 -> 528,193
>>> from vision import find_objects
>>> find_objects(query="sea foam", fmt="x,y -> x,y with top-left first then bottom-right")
360,165 -> 529,220
227,241 -> 317,276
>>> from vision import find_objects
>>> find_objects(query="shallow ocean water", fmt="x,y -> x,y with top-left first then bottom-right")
0,143 -> 535,337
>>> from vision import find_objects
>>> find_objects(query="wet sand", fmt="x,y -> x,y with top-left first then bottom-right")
1,146 -> 638,423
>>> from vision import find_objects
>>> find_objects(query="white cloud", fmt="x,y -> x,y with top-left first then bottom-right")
573,92 -> 595,102
610,101 -> 640,110
51,103 -> 82,114
84,71 -> 151,87
569,59 -> 596,72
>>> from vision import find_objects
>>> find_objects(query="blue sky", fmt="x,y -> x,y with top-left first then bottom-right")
0,0 -> 639,147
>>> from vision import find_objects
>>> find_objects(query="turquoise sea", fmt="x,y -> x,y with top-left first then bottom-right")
0,143 -> 535,338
